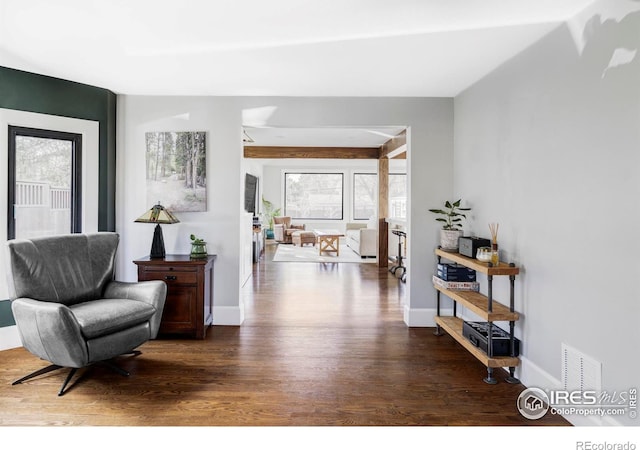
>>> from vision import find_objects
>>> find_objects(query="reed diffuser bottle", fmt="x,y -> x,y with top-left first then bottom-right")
489,223 -> 499,266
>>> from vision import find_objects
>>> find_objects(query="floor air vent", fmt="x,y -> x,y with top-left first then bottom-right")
561,343 -> 602,392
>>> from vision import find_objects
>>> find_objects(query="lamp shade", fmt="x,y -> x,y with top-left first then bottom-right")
134,202 -> 180,224
135,203 -> 179,259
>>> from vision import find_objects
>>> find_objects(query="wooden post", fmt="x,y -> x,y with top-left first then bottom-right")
378,158 -> 389,268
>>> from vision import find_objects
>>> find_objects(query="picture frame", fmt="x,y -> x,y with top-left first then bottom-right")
145,131 -> 207,212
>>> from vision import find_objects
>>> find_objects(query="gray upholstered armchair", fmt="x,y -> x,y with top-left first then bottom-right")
6,232 -> 166,396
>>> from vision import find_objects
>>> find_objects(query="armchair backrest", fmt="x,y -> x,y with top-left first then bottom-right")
273,216 -> 292,228
7,233 -> 119,306
346,223 -> 367,231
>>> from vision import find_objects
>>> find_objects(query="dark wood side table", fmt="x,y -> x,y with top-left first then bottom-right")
134,254 -> 216,339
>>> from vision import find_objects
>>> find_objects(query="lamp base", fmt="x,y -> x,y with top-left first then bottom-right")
150,224 -> 166,259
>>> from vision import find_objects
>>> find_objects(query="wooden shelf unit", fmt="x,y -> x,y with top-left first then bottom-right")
434,248 -> 521,384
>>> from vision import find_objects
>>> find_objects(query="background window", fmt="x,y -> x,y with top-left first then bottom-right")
353,173 -> 377,220
8,126 -> 82,240
389,174 -> 407,219
285,173 -> 343,220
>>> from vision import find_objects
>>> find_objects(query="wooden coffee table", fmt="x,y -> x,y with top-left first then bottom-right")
314,230 -> 344,256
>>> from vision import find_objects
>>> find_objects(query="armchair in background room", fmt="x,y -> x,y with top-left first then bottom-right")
273,216 -> 305,244
6,232 -> 167,396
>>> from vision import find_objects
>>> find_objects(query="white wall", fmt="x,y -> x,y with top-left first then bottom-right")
453,0 -> 640,426
116,96 -> 245,324
117,96 -> 453,326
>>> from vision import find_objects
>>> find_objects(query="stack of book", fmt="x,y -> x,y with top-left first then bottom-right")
433,262 -> 479,291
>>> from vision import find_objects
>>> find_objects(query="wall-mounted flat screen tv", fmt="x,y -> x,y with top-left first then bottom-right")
244,173 -> 258,214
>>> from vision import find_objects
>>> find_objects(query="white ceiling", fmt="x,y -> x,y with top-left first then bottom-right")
0,0 -> 597,97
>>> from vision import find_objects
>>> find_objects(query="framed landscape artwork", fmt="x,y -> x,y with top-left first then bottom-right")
145,131 -> 207,212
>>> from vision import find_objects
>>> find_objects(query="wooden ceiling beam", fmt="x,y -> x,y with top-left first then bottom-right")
244,146 -> 380,159
378,130 -> 407,159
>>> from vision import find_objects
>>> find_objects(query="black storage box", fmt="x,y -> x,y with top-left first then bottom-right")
459,236 -> 491,258
462,321 -> 520,357
437,263 -> 476,281
437,271 -> 477,281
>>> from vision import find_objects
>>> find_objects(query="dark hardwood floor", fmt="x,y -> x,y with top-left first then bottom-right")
0,243 -> 570,426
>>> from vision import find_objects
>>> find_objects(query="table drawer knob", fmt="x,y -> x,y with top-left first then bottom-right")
165,275 -> 177,281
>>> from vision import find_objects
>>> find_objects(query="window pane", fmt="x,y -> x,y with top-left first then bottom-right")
9,128 -> 81,240
389,174 -> 407,219
285,173 -> 343,219
354,173 -> 377,220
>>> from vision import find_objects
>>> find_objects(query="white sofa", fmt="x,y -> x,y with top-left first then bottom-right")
345,222 -> 377,257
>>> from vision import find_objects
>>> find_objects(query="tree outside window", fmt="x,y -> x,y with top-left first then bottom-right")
285,173 -> 343,220
353,173 -> 377,220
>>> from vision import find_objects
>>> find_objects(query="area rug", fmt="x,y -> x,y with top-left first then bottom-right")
273,243 -> 376,263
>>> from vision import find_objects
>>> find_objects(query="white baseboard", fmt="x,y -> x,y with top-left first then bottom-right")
0,325 -> 21,351
212,305 -> 245,326
403,305 -> 430,326
403,306 -> 453,327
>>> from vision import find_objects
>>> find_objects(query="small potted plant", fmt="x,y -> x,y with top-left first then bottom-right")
261,196 -> 281,239
429,199 -> 471,252
189,234 -> 207,259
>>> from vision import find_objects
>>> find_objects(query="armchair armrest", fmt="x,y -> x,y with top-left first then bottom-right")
360,228 -> 378,254
273,224 -> 285,241
360,228 -> 377,237
11,298 -> 88,368
346,223 -> 367,231
104,280 -> 167,339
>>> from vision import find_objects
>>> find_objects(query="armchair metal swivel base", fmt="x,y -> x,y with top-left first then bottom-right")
6,233 -> 167,396
12,350 -> 142,396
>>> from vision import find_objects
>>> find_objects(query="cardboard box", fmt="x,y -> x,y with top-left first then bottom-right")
432,275 -> 479,291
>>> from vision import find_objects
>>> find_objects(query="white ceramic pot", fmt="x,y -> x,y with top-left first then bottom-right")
440,229 -> 462,252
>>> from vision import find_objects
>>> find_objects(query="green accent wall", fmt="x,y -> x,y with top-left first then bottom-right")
0,301 -> 15,327
0,65 -> 117,231
0,66 -> 117,327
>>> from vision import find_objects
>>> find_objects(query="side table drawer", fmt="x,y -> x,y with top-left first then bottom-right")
139,268 -> 197,285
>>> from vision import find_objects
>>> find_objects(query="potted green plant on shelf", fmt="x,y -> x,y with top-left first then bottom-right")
261,196 -> 281,239
429,199 -> 471,252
